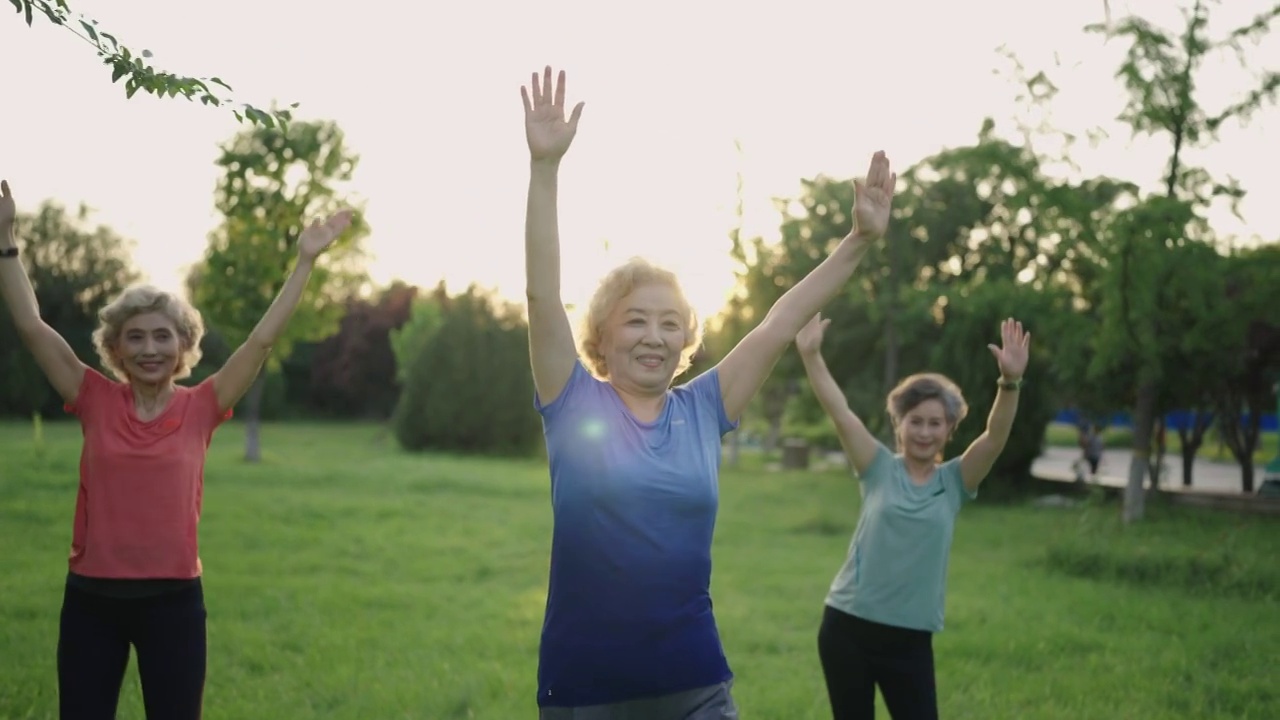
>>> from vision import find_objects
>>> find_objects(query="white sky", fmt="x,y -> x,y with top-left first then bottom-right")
2,0 -> 1276,322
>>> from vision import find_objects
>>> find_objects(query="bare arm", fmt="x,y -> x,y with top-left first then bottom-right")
959,319 -> 1031,492
717,151 -> 897,423
521,66 -> 585,405
0,181 -> 86,404
211,211 -> 353,413
211,257 -> 314,413
796,315 -> 879,475
959,384 -> 1021,492
524,160 -> 578,404
719,236 -> 872,422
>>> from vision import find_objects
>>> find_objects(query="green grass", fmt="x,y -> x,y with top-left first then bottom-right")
1043,422 -> 1278,464
1,420 -> 1276,719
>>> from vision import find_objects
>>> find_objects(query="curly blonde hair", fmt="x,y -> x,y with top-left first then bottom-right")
578,257 -> 702,380
92,284 -> 206,382
885,372 -> 969,452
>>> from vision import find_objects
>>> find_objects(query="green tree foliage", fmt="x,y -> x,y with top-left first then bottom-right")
9,0 -> 295,127
187,118 -> 369,461
1084,0 -> 1280,520
302,282 -> 417,419
391,285 -> 541,456
1213,244 -> 1280,491
717,122 -> 1136,489
0,201 -> 140,417
927,280 -> 1075,483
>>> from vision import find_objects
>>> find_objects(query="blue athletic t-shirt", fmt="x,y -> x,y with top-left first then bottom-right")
533,360 -> 739,707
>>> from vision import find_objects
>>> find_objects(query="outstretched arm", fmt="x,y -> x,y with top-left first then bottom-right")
522,66 -> 585,406
211,211 -> 352,413
0,180 -> 86,404
796,314 -> 880,475
959,318 -> 1030,492
717,152 -> 897,423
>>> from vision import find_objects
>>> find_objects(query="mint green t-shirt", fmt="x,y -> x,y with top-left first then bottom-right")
825,443 -> 976,633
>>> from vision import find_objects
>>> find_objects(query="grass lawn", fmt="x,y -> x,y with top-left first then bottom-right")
1,420 -> 1276,719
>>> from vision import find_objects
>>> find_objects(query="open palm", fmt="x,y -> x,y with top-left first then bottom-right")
987,318 -> 1031,380
796,313 -> 831,356
853,151 -> 897,239
522,66 -> 585,162
0,180 -> 15,229
298,210 -> 353,260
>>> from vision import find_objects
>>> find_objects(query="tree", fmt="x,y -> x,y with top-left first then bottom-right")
304,282 -> 417,419
391,285 -> 541,456
1085,0 -> 1280,522
0,200 -> 140,417
187,118 -> 369,462
10,0 -> 294,127
1213,244 -> 1280,491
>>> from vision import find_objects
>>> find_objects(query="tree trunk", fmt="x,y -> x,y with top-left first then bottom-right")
1176,411 -> 1213,487
1179,440 -> 1197,487
1147,414 -> 1167,491
1217,392 -> 1262,493
242,370 -> 267,463
1123,383 -> 1157,524
1240,462 -> 1255,494
727,421 -> 742,468
761,380 -> 791,455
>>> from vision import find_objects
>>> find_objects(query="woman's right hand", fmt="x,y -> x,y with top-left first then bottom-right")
1,180 -> 16,235
521,66 -> 585,163
796,313 -> 831,356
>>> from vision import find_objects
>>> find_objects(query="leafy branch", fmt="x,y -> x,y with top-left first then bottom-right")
10,0 -> 297,128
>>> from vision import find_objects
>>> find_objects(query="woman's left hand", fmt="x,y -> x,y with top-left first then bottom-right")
988,318 -> 1030,380
298,209 -> 354,260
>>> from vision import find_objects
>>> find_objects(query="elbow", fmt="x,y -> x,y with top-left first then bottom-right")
755,314 -> 796,349
15,317 -> 48,342
245,333 -> 275,354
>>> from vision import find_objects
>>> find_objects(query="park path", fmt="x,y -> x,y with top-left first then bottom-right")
1030,446 -> 1269,495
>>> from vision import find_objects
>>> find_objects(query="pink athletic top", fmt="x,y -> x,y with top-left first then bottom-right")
64,368 -> 232,579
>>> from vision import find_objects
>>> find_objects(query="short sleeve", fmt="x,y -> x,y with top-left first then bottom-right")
533,359 -> 595,424
856,443 -> 896,489
193,378 -> 233,430
63,368 -> 114,420
941,457 -> 977,506
681,368 -> 739,437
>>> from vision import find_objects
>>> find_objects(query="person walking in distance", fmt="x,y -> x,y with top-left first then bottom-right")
519,66 -> 898,718
0,178 -> 353,720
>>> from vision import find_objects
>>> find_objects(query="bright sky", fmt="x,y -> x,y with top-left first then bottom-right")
2,0 -> 1276,322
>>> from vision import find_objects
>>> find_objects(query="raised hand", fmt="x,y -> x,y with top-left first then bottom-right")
987,318 -> 1030,381
298,209 -> 353,260
1,180 -> 15,231
521,66 -> 585,162
796,313 -> 832,356
852,151 -> 897,240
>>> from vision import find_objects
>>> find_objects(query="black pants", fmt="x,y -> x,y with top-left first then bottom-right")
57,581 -> 208,720
817,605 -> 937,720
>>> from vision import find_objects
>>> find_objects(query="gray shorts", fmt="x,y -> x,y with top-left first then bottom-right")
538,680 -> 738,720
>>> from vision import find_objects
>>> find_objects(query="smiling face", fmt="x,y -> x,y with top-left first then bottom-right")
896,398 -> 954,464
113,311 -> 182,385
600,283 -> 690,395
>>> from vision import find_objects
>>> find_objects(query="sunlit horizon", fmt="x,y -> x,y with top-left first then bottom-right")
2,0 -> 1276,326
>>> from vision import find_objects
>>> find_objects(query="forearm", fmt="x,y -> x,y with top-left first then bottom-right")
525,159 -> 563,304
763,233 -> 873,335
979,387 -> 1021,447
0,226 -> 43,332
246,256 -> 316,349
801,350 -> 852,420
